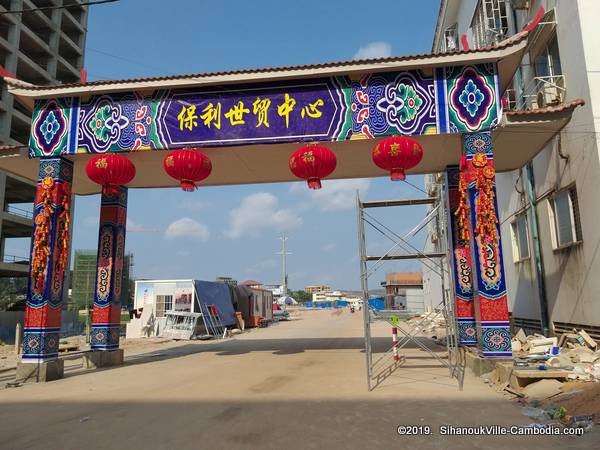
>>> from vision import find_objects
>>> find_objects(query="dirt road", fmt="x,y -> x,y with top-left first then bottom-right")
1,309 -> 598,449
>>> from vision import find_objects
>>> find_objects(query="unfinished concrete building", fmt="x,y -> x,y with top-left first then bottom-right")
0,1 -> 88,278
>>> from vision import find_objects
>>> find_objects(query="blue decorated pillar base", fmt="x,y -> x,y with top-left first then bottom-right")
457,319 -> 478,347
21,329 -> 60,363
480,322 -> 513,358
90,325 -> 121,351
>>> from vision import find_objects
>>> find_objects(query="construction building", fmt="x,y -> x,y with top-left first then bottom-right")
71,250 -> 133,310
215,276 -> 238,286
304,285 -> 331,294
0,1 -> 88,279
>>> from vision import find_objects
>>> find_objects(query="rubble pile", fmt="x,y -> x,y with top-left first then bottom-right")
511,328 -> 600,381
482,327 -> 600,432
406,311 -> 446,333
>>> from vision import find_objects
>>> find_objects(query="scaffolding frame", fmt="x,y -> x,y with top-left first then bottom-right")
356,186 -> 464,391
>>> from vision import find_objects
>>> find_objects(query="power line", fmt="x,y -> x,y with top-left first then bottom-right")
1,0 -> 119,15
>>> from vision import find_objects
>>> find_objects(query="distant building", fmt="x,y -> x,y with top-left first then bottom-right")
262,284 -> 284,297
71,250 -> 133,310
381,272 -> 424,312
304,285 -> 331,294
0,2 -> 89,278
216,276 -> 238,286
312,290 -> 343,302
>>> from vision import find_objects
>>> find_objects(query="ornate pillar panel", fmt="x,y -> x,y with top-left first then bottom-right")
463,132 -> 512,358
22,157 -> 74,362
91,187 -> 128,351
445,166 -> 477,346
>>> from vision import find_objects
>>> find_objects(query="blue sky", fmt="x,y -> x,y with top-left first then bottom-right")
24,0 -> 442,290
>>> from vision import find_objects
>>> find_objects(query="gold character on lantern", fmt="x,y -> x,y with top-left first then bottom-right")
389,142 -> 400,156
253,97 -> 271,128
277,93 -> 296,128
225,101 -> 250,126
177,105 -> 199,131
200,102 -> 222,129
301,99 -> 324,119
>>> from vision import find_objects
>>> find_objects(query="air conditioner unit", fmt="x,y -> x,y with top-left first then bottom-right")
431,232 -> 439,243
535,84 -> 562,108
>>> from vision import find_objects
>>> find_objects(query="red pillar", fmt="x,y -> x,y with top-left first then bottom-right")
91,187 -> 128,351
463,132 -> 512,358
22,157 -> 73,362
445,165 -> 477,346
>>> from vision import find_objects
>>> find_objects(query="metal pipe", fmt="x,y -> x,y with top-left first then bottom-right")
525,161 -> 550,335
356,192 -> 372,390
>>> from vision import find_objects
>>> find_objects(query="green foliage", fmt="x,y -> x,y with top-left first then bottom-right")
0,278 -> 28,310
289,290 -> 312,303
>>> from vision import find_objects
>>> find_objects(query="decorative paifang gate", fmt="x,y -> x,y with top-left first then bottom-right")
28,63 -> 501,157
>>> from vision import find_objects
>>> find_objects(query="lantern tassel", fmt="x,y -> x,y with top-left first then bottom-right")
307,178 -> 322,190
180,180 -> 197,192
390,168 -> 406,181
102,185 -> 120,196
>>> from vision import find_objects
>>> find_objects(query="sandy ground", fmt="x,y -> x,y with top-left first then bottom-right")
1,309 -> 598,450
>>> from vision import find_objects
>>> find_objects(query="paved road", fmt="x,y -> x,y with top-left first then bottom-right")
1,309 -> 598,449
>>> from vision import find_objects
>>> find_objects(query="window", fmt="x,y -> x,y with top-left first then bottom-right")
155,294 -> 173,318
471,0 -> 509,48
534,35 -> 562,78
510,213 -> 530,262
443,24 -> 458,51
548,187 -> 582,249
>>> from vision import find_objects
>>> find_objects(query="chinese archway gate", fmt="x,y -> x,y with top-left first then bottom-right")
0,30 -> 582,380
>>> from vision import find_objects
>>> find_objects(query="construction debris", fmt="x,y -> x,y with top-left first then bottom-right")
406,311 -> 446,333
507,328 -> 600,382
522,379 -> 563,400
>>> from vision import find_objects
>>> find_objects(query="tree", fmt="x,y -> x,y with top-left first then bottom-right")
290,290 -> 312,303
0,278 -> 27,310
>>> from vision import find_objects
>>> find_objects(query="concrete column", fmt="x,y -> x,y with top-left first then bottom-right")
445,165 -> 477,346
20,157 -> 73,364
463,132 -> 512,358
90,187 -> 128,352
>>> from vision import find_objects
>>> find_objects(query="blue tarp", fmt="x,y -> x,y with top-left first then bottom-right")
368,297 -> 385,310
194,280 -> 236,326
305,300 -> 348,309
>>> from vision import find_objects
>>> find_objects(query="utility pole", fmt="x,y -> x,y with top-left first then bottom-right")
277,234 -> 291,297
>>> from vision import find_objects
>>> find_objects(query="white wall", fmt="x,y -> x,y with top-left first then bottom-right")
432,0 -> 600,328
497,0 -> 600,327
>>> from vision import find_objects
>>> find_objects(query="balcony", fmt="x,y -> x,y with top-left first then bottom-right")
505,75 -> 566,112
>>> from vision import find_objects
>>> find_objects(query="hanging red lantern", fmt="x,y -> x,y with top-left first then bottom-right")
372,136 -> 423,181
86,154 -> 136,195
288,145 -> 336,189
163,148 -> 212,192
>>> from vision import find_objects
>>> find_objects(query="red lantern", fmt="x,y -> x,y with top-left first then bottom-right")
86,154 -> 135,195
372,136 -> 423,181
288,145 -> 336,189
163,148 -> 212,192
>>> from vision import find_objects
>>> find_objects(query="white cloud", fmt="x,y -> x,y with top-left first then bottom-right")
321,243 -> 336,252
224,192 -> 302,239
291,178 -> 370,211
164,217 -> 209,241
127,218 -> 158,233
353,41 -> 392,60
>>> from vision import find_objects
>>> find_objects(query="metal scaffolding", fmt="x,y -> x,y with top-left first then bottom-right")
356,184 -> 463,391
